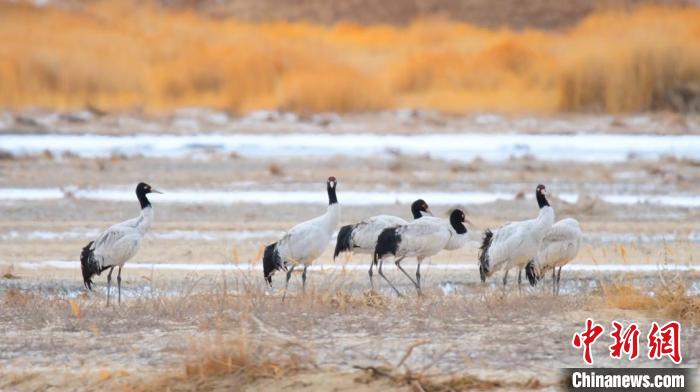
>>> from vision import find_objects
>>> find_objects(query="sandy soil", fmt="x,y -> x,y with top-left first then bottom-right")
2,110 -> 700,136
1,113 -> 698,390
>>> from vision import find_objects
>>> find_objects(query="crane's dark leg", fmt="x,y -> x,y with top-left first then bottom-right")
368,259 -> 375,290
502,269 -> 509,289
517,267 -> 522,294
106,266 -> 114,306
415,257 -> 424,292
117,266 -> 123,305
302,265 -> 308,292
395,257 -> 420,295
378,256 -> 403,297
282,264 -> 296,302
556,267 -> 562,296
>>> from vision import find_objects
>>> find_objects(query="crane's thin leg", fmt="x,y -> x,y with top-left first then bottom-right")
378,256 -> 403,297
368,259 -> 375,290
415,257 -> 424,291
518,267 -> 523,294
282,265 -> 296,302
502,269 -> 509,289
556,267 -> 562,296
395,257 -> 420,295
117,266 -> 123,305
552,268 -> 556,296
301,265 -> 308,292
106,266 -> 114,306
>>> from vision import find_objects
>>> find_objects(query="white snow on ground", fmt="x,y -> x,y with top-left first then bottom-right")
0,229 -> 283,241
2,132 -> 700,162
1,187 -> 699,207
1,228 -> 697,244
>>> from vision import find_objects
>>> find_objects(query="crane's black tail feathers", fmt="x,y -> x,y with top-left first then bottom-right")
334,225 -> 354,260
80,241 -> 101,290
478,229 -> 493,283
525,260 -> 540,286
263,242 -> 284,285
374,227 -> 400,266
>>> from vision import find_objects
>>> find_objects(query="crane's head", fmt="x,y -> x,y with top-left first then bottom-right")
136,182 -> 163,195
411,199 -> 432,218
535,184 -> 550,208
449,209 -> 469,234
327,176 -> 337,189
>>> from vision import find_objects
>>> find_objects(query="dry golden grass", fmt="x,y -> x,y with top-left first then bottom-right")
600,281 -> 700,324
140,330 -> 313,391
1,2 -> 699,113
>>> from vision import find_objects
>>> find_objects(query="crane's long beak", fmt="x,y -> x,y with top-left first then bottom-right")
151,189 -> 163,194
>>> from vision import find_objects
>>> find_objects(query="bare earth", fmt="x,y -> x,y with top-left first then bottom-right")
0,112 -> 699,390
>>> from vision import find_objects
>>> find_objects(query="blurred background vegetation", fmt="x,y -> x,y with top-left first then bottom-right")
0,0 -> 699,114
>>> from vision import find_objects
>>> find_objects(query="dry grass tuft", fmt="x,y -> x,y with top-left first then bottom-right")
144,331 -> 313,391
3,288 -> 35,305
0,3 -> 698,113
1,264 -> 19,279
600,281 -> 700,324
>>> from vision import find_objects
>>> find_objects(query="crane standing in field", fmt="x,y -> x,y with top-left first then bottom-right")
81,182 -> 162,305
478,184 -> 555,291
525,218 -> 582,295
263,177 -> 340,300
374,209 -> 468,296
333,199 -> 432,289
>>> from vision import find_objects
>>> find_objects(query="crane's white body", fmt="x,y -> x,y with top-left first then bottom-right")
484,205 -> 555,277
345,214 -> 407,254
444,225 -> 469,251
277,203 -> 340,266
374,211 -> 467,296
535,218 -> 582,272
89,207 -> 153,269
388,216 -> 454,259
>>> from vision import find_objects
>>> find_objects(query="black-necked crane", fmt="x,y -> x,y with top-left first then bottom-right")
478,184 -> 554,290
373,209 -> 468,296
525,218 -> 582,295
80,182 -> 162,305
263,176 -> 340,300
333,199 -> 432,289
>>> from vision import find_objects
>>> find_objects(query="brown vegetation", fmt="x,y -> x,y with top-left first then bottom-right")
1,3 -> 699,114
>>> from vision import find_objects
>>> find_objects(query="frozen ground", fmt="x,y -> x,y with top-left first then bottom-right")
0,112 -> 698,390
